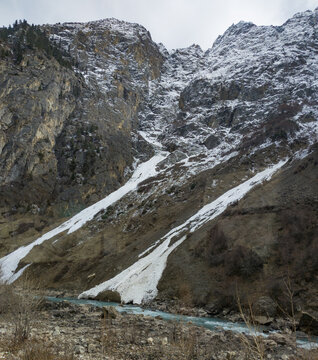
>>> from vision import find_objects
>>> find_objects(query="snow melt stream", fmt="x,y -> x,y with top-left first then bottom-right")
79,159 -> 288,304
0,152 -> 167,283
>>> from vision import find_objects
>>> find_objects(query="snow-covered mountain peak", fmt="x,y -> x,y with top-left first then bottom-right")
54,17 -> 152,43
46,8 -> 318,167
214,20 -> 256,43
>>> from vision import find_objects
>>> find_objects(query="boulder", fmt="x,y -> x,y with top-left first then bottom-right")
158,150 -> 187,168
254,315 -> 274,325
205,301 -> 220,315
253,296 -> 277,317
95,290 -> 121,303
161,337 -> 168,345
203,134 -> 220,149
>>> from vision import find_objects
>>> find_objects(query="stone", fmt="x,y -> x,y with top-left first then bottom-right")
52,326 -> 61,335
205,302 -> 220,315
87,343 -> 96,353
161,337 -> 168,345
203,134 -> 220,149
147,337 -> 154,345
226,351 -> 237,359
30,204 -> 40,215
254,316 -> 274,326
96,290 -> 121,303
264,339 -> 277,348
74,345 -> 85,355
253,296 -> 277,317
158,150 -> 187,168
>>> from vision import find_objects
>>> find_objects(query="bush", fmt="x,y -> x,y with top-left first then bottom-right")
21,341 -> 75,360
225,245 -> 263,278
194,224 -> 228,266
194,225 -> 264,278
0,276 -> 43,344
273,206 -> 318,280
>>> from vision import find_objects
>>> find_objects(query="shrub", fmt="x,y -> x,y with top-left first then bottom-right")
194,224 -> 228,266
225,245 -> 263,278
273,206 -> 318,281
0,276 -> 43,345
178,282 -> 193,307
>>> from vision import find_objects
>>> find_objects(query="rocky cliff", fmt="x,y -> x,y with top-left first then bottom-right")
0,9 -> 318,317
0,20 -> 162,217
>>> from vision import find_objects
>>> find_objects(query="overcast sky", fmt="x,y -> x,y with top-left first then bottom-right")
0,0 -> 317,49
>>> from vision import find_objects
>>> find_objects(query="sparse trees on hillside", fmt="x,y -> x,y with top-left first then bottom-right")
0,20 -> 75,68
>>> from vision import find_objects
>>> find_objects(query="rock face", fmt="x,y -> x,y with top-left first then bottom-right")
0,51 -> 79,207
0,19 -> 162,215
0,9 -> 318,314
49,19 -> 163,211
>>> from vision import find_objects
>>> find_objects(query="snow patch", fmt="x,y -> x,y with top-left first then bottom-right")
0,152 -> 168,283
138,131 -> 163,149
79,159 -> 287,304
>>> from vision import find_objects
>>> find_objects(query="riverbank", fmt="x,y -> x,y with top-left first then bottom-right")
41,289 -> 318,335
0,293 -> 317,360
37,289 -> 301,331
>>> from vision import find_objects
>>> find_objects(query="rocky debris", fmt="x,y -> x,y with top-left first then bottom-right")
0,298 -> 317,360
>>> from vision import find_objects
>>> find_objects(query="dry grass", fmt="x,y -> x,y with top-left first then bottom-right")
237,296 -> 266,360
0,274 -> 44,345
0,275 -> 77,359
173,325 -> 199,360
0,338 -> 76,360
99,314 -> 205,360
236,279 -> 318,360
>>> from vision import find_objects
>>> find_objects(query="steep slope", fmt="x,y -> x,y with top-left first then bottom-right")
0,19 -> 163,218
0,27 -> 80,210
0,9 -> 318,315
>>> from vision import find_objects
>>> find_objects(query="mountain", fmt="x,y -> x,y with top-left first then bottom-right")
0,9 -> 317,316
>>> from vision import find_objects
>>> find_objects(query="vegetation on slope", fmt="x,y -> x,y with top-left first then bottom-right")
0,19 -> 74,68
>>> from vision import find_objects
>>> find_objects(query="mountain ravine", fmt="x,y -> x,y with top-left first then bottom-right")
0,9 -> 318,319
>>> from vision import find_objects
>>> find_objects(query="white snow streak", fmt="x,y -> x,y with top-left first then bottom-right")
0,153 -> 167,284
138,131 -> 163,149
79,159 -> 287,304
